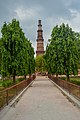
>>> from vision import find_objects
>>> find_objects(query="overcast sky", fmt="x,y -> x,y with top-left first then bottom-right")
0,0 -> 80,53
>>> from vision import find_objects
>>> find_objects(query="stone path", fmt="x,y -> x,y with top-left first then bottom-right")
0,76 -> 80,120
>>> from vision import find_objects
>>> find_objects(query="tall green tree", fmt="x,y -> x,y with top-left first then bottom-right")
1,19 -> 35,83
45,23 -> 79,81
27,41 -> 35,78
0,39 -> 2,74
75,32 -> 80,68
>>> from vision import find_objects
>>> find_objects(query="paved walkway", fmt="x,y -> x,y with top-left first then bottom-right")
0,76 -> 80,120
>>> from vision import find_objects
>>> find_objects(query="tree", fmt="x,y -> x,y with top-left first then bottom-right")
75,32 -> 80,68
45,23 -> 79,81
0,39 -> 2,74
27,40 -> 35,78
36,55 -> 46,73
1,19 -> 35,83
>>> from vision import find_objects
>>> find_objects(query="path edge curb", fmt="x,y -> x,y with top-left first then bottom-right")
9,80 -> 34,107
49,78 -> 80,109
0,80 -> 34,119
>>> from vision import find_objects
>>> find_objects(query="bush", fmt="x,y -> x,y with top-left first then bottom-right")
1,78 -> 25,88
60,77 -> 66,80
17,78 -> 25,82
2,80 -> 13,88
2,82 -> 6,87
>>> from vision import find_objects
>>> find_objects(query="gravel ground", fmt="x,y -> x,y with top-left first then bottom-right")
0,76 -> 80,120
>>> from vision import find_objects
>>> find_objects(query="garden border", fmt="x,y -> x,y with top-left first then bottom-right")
49,78 -> 80,109
0,80 -> 34,119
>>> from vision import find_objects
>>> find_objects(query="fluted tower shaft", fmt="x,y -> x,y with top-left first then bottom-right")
36,20 -> 44,56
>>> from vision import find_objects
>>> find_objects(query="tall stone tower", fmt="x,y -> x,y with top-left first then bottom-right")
36,20 -> 44,56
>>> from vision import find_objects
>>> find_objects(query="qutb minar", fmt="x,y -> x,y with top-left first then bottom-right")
36,20 -> 45,56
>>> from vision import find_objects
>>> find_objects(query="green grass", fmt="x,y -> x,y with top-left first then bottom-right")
61,77 -> 80,86
0,77 -> 25,91
0,77 -> 26,109
70,77 -> 80,85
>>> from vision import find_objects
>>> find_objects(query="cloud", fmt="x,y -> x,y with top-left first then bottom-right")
14,7 -> 38,21
14,5 -> 44,21
58,9 -> 80,32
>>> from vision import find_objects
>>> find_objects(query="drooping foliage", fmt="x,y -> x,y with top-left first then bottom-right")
27,41 -> 35,76
45,23 -> 79,81
0,19 -> 35,83
75,32 -> 80,68
0,39 -> 2,74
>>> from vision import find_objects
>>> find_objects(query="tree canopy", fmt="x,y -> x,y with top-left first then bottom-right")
0,19 -> 35,83
45,23 -> 79,81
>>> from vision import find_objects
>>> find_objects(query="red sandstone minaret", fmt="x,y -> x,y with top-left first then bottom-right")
36,20 -> 44,56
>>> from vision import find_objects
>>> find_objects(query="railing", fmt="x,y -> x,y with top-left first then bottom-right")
48,75 -> 80,100
0,75 -> 36,109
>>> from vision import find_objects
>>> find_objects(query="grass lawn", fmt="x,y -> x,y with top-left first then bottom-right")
70,77 -> 80,86
61,77 -> 80,86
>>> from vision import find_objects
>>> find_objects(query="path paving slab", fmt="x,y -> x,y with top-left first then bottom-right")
0,76 -> 80,120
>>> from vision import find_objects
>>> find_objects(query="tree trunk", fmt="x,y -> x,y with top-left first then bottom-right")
67,74 -> 70,81
29,74 -> 31,79
24,75 -> 26,79
56,73 -> 58,78
13,70 -> 16,84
